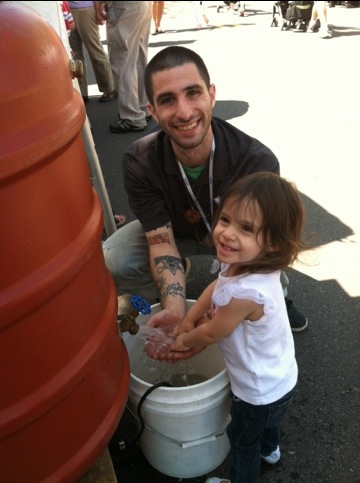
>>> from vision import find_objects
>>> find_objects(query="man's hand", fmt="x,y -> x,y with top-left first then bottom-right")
95,1 -> 108,24
144,309 -> 205,361
146,343 -> 204,362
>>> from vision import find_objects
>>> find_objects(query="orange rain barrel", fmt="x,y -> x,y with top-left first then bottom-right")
0,2 -> 129,482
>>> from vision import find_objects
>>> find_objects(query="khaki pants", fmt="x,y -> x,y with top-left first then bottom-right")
69,6 -> 115,96
106,1 -> 152,127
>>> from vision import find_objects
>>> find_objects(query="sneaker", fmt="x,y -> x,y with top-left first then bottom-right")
285,298 -> 308,332
261,446 -> 281,464
109,119 -> 146,133
99,90 -> 118,103
182,258 -> 191,279
205,478 -> 230,483
307,18 -> 320,33
307,22 -> 316,33
319,27 -> 332,38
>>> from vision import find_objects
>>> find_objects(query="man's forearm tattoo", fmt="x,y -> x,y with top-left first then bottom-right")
148,232 -> 170,246
147,223 -> 172,246
155,278 -> 186,300
154,256 -> 185,276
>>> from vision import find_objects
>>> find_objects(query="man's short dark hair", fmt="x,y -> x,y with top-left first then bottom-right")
145,46 -> 211,104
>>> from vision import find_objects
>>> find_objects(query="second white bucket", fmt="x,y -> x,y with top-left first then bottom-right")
122,300 -> 231,479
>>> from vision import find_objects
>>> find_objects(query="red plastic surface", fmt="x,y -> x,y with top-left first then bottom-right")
0,3 -> 129,481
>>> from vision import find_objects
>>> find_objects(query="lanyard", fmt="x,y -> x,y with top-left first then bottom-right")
177,137 -> 215,235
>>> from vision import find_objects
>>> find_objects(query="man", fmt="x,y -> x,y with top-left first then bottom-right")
103,46 -> 307,359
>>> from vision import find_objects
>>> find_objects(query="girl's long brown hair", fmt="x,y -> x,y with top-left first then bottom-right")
212,172 -> 308,275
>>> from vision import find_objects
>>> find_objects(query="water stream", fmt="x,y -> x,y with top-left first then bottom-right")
132,325 -> 208,387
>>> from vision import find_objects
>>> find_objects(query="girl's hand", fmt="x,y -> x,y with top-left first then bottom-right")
144,309 -> 186,360
177,313 -> 209,335
144,309 -> 207,362
170,333 -> 190,352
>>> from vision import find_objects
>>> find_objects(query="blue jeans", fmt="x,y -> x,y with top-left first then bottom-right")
226,387 -> 296,483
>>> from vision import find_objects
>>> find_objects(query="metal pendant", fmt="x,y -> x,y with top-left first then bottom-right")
184,208 -> 201,225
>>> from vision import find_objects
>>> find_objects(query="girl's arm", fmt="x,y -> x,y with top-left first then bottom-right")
171,297 -> 263,351
177,279 -> 217,333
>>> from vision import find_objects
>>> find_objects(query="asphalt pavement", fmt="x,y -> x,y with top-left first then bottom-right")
83,2 -> 360,482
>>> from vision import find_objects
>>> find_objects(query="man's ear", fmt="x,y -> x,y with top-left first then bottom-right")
209,83 -> 216,108
147,102 -> 158,122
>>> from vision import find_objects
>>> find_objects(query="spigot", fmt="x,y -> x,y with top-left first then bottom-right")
69,58 -> 84,79
117,294 -> 151,335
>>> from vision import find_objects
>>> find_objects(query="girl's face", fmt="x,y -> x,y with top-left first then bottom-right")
213,198 -> 266,271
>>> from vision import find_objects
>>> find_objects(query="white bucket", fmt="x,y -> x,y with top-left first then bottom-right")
122,300 -> 231,478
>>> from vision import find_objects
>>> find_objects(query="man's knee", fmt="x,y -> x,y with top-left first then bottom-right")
102,220 -> 147,278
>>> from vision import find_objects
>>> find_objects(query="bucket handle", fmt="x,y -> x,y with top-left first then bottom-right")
181,434 -> 216,449
128,405 -> 231,448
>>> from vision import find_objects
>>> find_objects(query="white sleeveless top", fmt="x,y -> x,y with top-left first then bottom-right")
214,267 -> 298,405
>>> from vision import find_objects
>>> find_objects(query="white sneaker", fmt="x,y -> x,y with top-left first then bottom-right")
261,445 -> 281,464
319,27 -> 332,38
307,21 -> 316,33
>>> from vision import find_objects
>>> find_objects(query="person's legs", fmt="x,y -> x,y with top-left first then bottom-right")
152,1 -> 164,32
316,0 -> 331,36
260,388 -> 295,459
318,0 -> 329,23
201,0 -> 210,23
192,1 -> 204,28
226,395 -> 266,483
280,271 -> 308,332
69,12 -> 88,97
307,1 -> 331,35
103,220 -> 156,300
312,1 -> 319,20
260,427 -> 280,460
73,7 -> 115,94
137,2 -> 152,116
225,388 -> 295,481
307,0 -> 320,29
107,2 -> 151,127
309,1 -> 328,25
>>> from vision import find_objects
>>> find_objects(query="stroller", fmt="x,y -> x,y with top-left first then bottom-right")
271,1 -> 314,31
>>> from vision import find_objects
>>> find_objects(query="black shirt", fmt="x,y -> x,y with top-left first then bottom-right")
122,117 -> 279,242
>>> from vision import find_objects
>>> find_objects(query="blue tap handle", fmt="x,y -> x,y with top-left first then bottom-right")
130,295 -> 151,315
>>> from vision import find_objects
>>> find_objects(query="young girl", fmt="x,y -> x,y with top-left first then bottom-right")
170,172 -> 307,483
